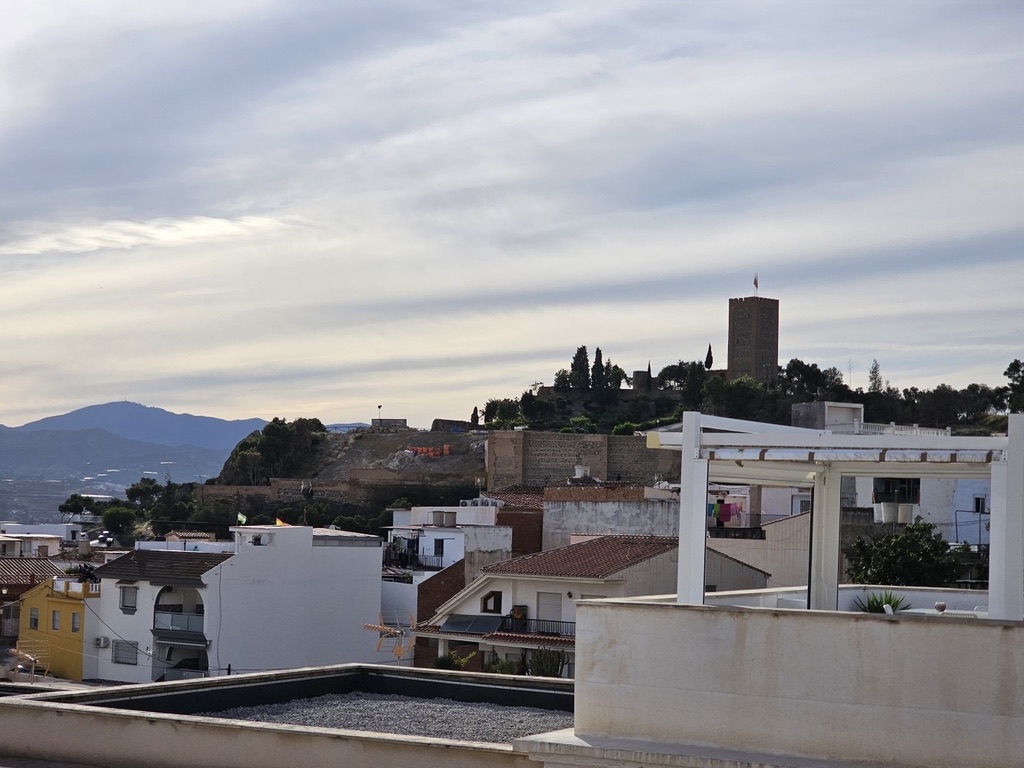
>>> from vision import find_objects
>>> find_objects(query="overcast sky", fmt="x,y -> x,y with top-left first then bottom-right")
2,2 -> 1022,429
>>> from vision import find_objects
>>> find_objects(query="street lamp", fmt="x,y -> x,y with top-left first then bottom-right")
377,404 -> 382,426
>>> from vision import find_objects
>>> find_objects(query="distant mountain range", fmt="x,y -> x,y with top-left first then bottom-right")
0,402 -> 365,521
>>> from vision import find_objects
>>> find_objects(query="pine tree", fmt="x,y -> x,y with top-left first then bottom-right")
868,359 -> 883,393
705,344 -> 714,370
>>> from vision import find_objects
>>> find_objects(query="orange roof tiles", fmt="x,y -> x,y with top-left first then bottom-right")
481,535 -> 678,579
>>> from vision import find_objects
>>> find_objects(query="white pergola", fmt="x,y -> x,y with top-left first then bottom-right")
647,412 -> 1024,620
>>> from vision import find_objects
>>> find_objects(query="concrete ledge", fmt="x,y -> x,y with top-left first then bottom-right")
515,729 -> 898,768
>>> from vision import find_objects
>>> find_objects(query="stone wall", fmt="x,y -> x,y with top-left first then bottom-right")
487,432 -> 679,489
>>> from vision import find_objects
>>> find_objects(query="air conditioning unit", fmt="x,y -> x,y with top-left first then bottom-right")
95,636 -> 110,648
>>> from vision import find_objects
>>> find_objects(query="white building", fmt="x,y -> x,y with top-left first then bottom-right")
88,525 -> 382,683
416,535 -> 682,677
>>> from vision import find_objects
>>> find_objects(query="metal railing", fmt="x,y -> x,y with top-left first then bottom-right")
497,617 -> 575,637
383,551 -> 445,571
153,611 -> 205,633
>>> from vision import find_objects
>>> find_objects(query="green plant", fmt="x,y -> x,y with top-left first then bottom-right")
483,657 -> 523,675
853,590 -> 910,613
434,649 -> 476,670
523,647 -> 568,677
847,523 -> 960,586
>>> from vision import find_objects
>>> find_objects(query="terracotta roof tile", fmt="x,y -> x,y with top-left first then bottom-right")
94,549 -> 233,586
481,535 -> 677,579
482,486 -> 545,508
482,631 -> 575,648
0,558 -> 65,586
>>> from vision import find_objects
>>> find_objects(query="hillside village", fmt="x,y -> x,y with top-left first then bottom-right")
3,293 -> 1024,768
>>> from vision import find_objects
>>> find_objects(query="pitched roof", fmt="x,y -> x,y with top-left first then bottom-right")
0,558 -> 65,586
482,486 -> 545,508
481,535 -> 678,579
93,549 -> 233,586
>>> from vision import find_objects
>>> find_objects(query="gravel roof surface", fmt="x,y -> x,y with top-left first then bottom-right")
203,691 -> 573,743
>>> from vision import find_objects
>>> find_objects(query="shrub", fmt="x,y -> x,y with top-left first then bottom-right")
853,590 -> 910,613
434,650 -> 476,670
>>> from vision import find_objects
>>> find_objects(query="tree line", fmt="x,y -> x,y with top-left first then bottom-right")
482,348 -> 1024,435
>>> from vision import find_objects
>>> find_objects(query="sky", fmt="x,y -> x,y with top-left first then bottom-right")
2,2 -> 1023,429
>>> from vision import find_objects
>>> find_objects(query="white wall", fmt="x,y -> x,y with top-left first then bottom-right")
707,513 -> 810,587
575,599 -> 1024,768
91,581 -> 166,684
209,527 -> 382,675
542,500 -> 679,550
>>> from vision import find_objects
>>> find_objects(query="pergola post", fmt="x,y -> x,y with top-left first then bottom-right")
808,466 -> 842,610
677,413 -> 709,604
988,413 -> 1024,621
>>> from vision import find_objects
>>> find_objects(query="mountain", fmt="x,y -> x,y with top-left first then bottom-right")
1,402 -> 268,522
14,401 -> 266,451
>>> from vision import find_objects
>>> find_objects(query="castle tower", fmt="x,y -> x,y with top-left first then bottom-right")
727,296 -> 779,383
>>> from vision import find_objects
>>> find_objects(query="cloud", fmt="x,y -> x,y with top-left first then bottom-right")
0,215 -> 290,256
1,2 -> 1022,428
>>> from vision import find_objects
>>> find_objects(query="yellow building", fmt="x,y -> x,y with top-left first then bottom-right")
18,577 -> 101,681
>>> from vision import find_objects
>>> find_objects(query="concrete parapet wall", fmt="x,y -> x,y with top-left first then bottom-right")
0,697 -> 528,768
0,665 -> 570,768
574,600 -> 1024,768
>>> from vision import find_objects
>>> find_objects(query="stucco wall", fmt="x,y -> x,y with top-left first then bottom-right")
542,499 -> 679,550
706,512 -> 809,587
210,531 -> 382,675
575,599 -> 1024,768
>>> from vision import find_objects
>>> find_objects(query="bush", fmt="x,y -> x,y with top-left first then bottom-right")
483,657 -> 523,675
847,523 -> 960,586
434,650 -> 476,670
611,422 -> 639,436
524,647 -> 567,678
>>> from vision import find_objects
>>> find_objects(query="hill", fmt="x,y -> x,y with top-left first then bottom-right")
1,402 -> 269,522
13,401 -> 267,451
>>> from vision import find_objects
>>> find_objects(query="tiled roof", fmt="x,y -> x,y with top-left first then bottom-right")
483,631 -> 575,648
166,530 -> 212,540
0,558 -> 65,586
481,535 -> 678,579
93,549 -> 233,586
483,486 -> 545,508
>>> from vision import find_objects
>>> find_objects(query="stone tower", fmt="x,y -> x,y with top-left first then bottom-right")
727,296 -> 779,383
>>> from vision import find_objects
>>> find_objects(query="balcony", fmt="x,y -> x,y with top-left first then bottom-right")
51,579 -> 102,598
153,611 -> 205,633
497,616 -> 575,637
383,551 -> 445,571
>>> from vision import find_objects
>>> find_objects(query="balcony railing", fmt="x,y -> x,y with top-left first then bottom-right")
383,551 -> 445,571
497,617 -> 576,637
154,611 -> 205,633
52,579 -> 102,597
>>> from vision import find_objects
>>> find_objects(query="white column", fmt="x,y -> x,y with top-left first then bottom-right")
677,413 -> 709,604
988,413 -> 1024,620
808,466 -> 842,610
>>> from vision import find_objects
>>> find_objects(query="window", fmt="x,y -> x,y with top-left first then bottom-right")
29,607 -> 39,630
112,640 -> 139,665
975,496 -> 988,515
481,591 -> 502,614
433,539 -> 445,558
873,478 -> 920,504
51,610 -> 60,631
119,585 -> 138,614
71,612 -> 81,633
